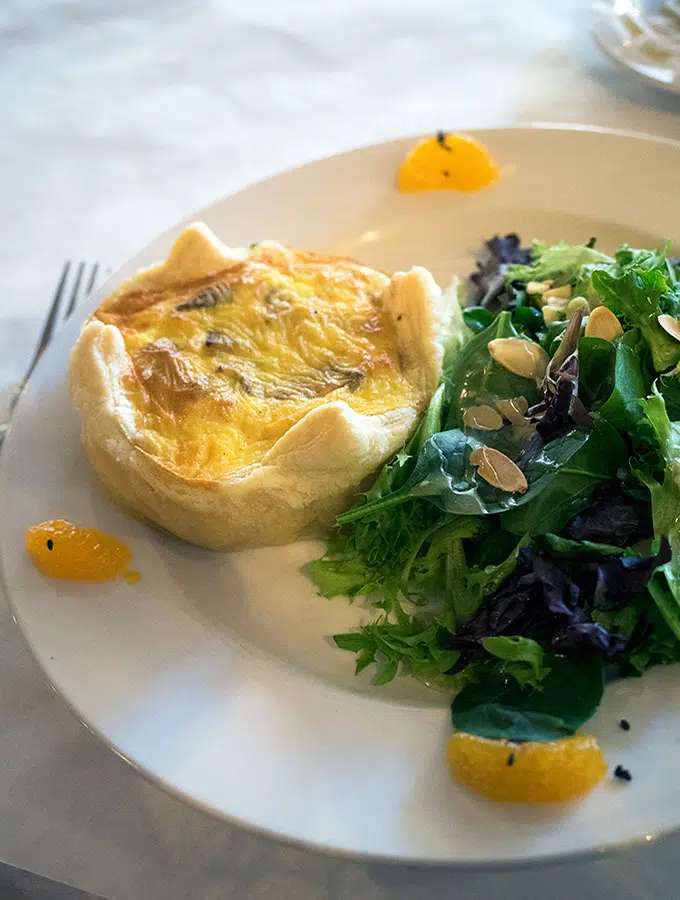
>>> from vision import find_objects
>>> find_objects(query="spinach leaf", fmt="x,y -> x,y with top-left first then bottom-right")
592,268 -> 680,372
578,337 -> 616,409
410,427 -> 589,517
389,383 -> 448,493
648,569 -> 680,643
578,337 -> 615,409
633,388 -> 680,648
659,370 -> 680,421
542,533 -> 625,558
502,417 -> 626,535
599,329 -> 651,431
462,306 -> 495,333
511,305 -> 544,337
340,418 -> 590,526
469,528 -> 521,567
540,320 -> 568,355
451,655 -> 604,742
444,312 -> 540,430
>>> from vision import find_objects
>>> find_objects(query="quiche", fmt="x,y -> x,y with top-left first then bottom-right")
69,223 -> 445,549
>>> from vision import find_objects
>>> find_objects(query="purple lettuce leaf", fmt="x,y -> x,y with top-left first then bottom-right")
450,540 -> 670,658
468,233 -> 533,311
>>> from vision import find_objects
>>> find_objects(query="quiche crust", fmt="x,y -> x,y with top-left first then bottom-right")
69,223 -> 444,549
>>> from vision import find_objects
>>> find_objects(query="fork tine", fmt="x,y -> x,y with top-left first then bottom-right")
66,260 -> 85,318
7,260 -> 105,421
86,262 -> 100,297
23,261 -> 71,385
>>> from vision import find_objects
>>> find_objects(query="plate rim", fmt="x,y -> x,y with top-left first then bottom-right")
3,599 -> 668,874
92,121 -> 680,298
4,121 -> 680,869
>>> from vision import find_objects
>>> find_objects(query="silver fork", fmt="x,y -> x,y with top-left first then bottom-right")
0,261 -> 103,443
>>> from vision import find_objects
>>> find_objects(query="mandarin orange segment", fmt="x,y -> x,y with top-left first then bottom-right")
447,732 -> 607,803
397,133 -> 499,193
26,520 -> 131,582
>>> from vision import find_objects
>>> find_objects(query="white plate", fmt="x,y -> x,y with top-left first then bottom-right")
3,125 -> 680,868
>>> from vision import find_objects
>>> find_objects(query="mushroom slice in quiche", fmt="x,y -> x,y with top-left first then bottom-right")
69,223 -> 446,549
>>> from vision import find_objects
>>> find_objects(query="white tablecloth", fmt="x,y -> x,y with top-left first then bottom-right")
2,1 -> 680,898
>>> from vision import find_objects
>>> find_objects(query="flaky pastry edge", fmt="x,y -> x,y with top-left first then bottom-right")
69,223 -> 444,549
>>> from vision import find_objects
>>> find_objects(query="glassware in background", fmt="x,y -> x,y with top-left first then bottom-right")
591,0 -> 680,93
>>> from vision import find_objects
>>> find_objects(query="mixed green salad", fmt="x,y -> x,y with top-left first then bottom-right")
308,234 -> 680,744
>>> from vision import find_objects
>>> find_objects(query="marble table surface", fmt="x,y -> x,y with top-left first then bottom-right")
2,1 -> 680,898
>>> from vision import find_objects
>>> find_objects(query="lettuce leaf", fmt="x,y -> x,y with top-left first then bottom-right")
480,636 -> 550,687
309,233 -> 680,708
638,387 -> 680,540
502,418 -> 627,535
592,268 -> 680,372
439,277 -> 473,371
505,240 -> 612,287
636,388 -> 680,646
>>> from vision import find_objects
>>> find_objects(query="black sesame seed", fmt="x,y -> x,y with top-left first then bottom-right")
614,765 -> 632,782
506,752 -> 515,767
397,314 -> 403,321
46,539 -> 53,551
436,130 -> 452,151
619,719 -> 631,731
442,170 -> 450,177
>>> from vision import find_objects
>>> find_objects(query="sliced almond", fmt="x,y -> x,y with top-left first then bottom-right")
526,280 -> 552,295
488,338 -> 550,379
470,446 -> 528,494
584,305 -> 623,342
542,305 -> 563,326
462,404 -> 504,431
566,297 -> 590,319
658,314 -> 680,342
543,285 -> 572,301
541,295 -> 571,311
495,396 -> 529,425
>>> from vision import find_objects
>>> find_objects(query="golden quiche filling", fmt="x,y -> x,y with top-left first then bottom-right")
94,244 -> 419,479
